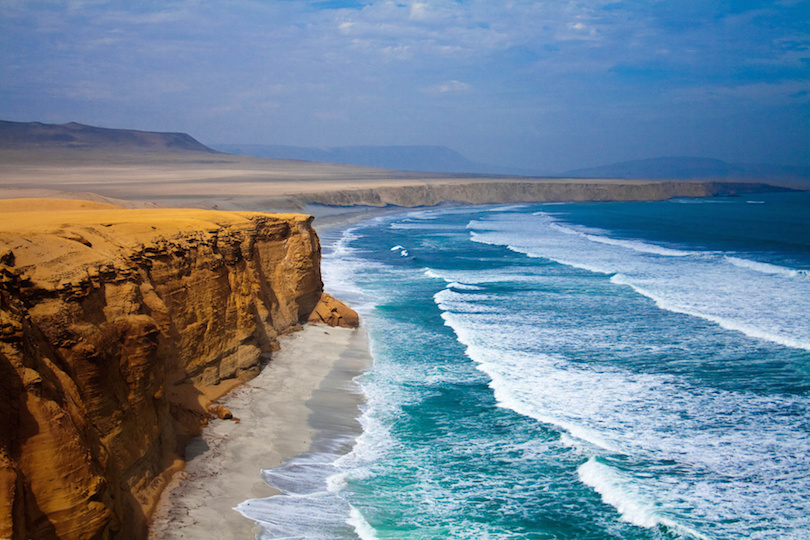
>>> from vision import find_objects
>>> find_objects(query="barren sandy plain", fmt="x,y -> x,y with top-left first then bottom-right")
1,145 -> 760,215
0,147 -> 480,208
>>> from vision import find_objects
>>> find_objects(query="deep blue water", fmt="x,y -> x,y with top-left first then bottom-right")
242,192 -> 810,539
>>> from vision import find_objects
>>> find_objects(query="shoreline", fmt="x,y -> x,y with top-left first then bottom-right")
148,325 -> 372,539
1,148 -> 797,213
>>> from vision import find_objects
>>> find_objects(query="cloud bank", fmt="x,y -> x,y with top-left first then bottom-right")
1,0 -> 808,170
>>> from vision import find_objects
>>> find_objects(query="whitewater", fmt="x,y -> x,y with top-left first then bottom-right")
242,191 -> 810,539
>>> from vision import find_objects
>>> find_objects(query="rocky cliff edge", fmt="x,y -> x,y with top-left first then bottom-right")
0,199 -> 357,539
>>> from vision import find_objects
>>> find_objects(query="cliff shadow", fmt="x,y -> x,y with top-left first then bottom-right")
183,436 -> 211,461
0,351 -> 60,539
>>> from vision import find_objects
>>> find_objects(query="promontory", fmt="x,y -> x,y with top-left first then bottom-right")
0,199 -> 356,539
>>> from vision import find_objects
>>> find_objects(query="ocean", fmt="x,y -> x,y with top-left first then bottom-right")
240,191 -> 810,539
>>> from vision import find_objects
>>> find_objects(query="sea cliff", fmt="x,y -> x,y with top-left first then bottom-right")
0,199 -> 355,539
294,179 -> 786,208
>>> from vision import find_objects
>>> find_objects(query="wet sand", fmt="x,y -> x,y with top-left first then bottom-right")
148,325 -> 372,539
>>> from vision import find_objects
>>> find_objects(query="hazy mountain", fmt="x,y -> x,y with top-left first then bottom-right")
0,120 -> 218,154
213,143 -> 538,175
5,122 -> 805,188
563,157 -> 810,188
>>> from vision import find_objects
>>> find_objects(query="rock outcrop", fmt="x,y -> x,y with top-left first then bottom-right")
307,293 -> 361,328
198,179 -> 792,212
0,199 -> 357,539
295,179 -> 790,208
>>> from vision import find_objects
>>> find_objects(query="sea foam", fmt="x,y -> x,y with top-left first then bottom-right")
470,211 -> 810,353
304,198 -> 810,539
347,506 -> 379,540
724,255 -> 808,278
578,458 -> 711,540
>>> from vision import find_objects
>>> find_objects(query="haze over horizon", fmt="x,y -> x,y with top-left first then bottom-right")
1,1 -> 808,173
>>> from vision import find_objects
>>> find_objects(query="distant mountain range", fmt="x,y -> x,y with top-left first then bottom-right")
2,121 -> 807,188
215,144 -> 810,187
213,143 -> 535,175
0,120 -> 217,154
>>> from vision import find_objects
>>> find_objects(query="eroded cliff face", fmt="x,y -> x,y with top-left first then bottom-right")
0,199 -> 352,539
297,180 -> 785,208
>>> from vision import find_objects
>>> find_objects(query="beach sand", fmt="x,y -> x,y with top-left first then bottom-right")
148,325 -> 371,540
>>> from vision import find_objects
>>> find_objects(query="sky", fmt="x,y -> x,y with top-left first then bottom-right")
1,0 -> 808,172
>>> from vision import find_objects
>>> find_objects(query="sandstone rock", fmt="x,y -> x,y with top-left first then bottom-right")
307,292 -> 360,328
213,405 -> 233,420
0,250 -> 14,266
219,344 -> 262,381
0,199 -> 340,539
297,179 -> 788,209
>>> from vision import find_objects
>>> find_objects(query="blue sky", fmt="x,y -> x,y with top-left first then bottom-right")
1,0 -> 808,171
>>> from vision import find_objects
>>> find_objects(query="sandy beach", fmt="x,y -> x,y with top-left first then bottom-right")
148,325 -> 371,540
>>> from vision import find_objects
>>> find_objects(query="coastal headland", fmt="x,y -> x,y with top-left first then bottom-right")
0,121 -> 797,539
0,198 -> 357,538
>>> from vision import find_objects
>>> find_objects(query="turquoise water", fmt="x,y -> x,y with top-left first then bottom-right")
243,192 -> 810,539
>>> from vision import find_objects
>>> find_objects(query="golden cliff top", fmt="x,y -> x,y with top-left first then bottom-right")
0,198 -> 310,289
0,199 -> 356,539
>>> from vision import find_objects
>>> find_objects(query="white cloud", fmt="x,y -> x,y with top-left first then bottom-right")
423,80 -> 471,94
2,0 -> 807,169
409,2 -> 429,21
